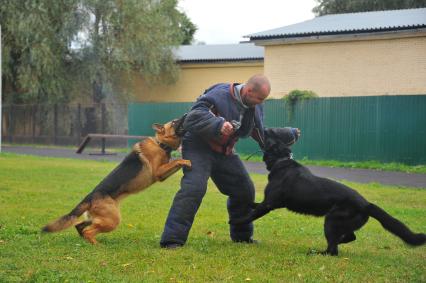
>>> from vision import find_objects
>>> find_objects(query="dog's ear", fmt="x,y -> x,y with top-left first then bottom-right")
152,123 -> 165,134
264,128 -> 278,150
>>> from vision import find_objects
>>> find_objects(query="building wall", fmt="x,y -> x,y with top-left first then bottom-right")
264,36 -> 426,98
133,62 -> 263,102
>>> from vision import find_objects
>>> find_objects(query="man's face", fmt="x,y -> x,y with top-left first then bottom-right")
242,86 -> 269,107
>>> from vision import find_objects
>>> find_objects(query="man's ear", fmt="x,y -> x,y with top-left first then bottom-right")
152,123 -> 165,134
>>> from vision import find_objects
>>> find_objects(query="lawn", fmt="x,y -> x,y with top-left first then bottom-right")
0,153 -> 425,282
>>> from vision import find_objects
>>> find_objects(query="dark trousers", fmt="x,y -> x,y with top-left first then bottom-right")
160,138 -> 255,246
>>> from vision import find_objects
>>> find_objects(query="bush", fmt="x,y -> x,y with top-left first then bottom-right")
283,89 -> 318,121
283,89 -> 318,105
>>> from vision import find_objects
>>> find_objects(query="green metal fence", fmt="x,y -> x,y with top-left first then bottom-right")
129,95 -> 426,164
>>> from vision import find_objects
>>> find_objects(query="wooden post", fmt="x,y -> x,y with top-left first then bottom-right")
101,137 -> 106,154
54,104 -> 58,145
8,105 -> 13,143
76,103 -> 81,145
32,104 -> 37,143
101,103 -> 106,134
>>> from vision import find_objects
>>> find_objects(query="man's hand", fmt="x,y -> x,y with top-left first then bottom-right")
221,121 -> 234,136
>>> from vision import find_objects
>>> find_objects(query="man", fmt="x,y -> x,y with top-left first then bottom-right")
160,74 -> 299,248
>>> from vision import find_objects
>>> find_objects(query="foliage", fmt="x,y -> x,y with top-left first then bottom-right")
0,153 -> 425,282
178,11 -> 197,45
313,0 -> 426,16
283,89 -> 318,121
0,0 -> 196,104
0,0 -> 81,103
283,89 -> 318,105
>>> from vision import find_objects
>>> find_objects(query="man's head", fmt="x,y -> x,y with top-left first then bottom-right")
241,74 -> 271,107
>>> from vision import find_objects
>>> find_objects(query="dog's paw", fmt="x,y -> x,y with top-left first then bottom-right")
179,159 -> 192,168
307,248 -> 337,256
307,249 -> 324,256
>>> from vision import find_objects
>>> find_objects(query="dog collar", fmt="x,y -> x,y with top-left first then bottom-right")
277,153 -> 293,162
154,138 -> 173,155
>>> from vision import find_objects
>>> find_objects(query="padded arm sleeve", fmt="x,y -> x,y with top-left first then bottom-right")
183,98 -> 225,139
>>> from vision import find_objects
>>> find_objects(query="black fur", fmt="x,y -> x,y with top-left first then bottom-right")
230,128 -> 426,256
91,151 -> 143,199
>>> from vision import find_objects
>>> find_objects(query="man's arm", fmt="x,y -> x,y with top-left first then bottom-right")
183,96 -> 225,139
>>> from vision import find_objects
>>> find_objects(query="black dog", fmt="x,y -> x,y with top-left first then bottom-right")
231,128 -> 426,256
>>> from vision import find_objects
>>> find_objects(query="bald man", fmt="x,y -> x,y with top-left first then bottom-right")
160,75 -> 296,248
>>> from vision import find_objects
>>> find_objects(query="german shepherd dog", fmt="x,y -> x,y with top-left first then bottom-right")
230,128 -> 426,255
42,116 -> 191,244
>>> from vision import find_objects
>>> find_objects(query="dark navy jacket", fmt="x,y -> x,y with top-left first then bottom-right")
183,83 -> 265,155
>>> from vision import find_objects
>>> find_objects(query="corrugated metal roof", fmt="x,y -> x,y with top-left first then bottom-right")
174,43 -> 264,62
247,8 -> 426,39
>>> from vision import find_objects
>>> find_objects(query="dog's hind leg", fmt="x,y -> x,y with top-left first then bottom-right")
80,197 -> 121,244
80,217 -> 119,244
339,232 -> 356,244
75,221 -> 92,237
338,213 -> 368,244
323,207 -> 369,254
81,226 -> 99,244
322,206 -> 354,255
323,215 -> 341,256
75,211 -> 92,237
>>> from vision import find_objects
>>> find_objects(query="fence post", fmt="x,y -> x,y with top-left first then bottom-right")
54,103 -> 58,145
32,104 -> 37,144
8,104 -> 13,143
101,103 -> 106,134
77,103 -> 81,145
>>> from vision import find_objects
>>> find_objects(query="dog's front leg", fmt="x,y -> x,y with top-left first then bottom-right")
155,159 -> 192,181
229,202 -> 272,225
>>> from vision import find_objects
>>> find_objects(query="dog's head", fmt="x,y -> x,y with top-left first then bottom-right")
263,127 -> 295,170
152,114 -> 187,150
172,113 -> 187,137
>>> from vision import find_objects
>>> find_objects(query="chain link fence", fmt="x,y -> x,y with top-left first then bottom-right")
1,103 -> 129,147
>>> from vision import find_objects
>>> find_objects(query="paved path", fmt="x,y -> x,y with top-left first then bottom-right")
244,162 -> 426,188
2,145 -> 425,188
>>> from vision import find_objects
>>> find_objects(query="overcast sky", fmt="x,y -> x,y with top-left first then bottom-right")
178,0 -> 317,44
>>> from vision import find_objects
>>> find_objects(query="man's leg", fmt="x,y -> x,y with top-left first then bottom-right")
160,141 -> 213,247
211,154 -> 255,242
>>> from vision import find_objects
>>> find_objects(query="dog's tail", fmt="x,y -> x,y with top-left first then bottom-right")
367,203 -> 425,246
41,196 -> 91,233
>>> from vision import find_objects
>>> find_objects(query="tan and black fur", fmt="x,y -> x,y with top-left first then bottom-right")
42,117 -> 191,244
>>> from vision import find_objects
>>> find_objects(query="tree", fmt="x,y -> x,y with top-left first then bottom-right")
313,0 -> 426,16
178,11 -> 197,45
0,0 -> 196,104
0,0 -> 81,103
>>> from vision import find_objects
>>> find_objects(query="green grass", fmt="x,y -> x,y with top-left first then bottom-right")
0,153 -> 425,282
5,143 -> 426,173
